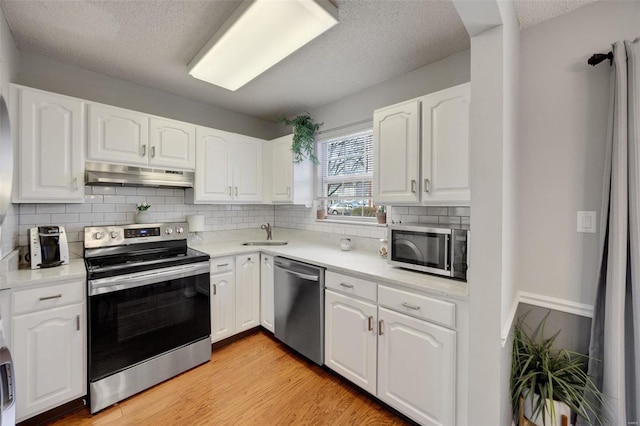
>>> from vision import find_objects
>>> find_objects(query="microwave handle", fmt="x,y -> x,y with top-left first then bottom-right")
445,234 -> 450,271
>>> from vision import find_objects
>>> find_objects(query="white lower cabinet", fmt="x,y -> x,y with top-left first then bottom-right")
260,254 -> 274,333
5,278 -> 86,422
210,257 -> 236,343
324,290 -> 377,395
377,307 -> 456,426
324,272 -> 460,426
210,254 -> 260,343
235,253 -> 260,332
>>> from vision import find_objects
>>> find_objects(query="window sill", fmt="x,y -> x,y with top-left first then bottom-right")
315,218 -> 387,227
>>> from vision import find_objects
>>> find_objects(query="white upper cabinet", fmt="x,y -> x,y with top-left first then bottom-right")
373,83 -> 471,206
149,118 -> 195,170
187,127 -> 263,203
233,136 -> 263,202
88,104 -> 149,166
13,86 -> 85,203
264,135 -> 313,206
87,103 -> 195,171
373,100 -> 421,204
421,83 -> 470,205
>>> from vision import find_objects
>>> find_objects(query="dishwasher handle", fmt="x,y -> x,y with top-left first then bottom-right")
278,268 -> 319,282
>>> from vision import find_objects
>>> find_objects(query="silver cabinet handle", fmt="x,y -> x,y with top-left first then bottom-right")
151,146 -> 156,158
235,187 -> 238,196
73,177 -> 79,191
213,284 -> 217,295
287,186 -> 291,197
411,179 -> 416,193
368,316 -> 373,331
217,263 -> 229,268
378,319 -> 384,335
339,282 -> 354,289
402,302 -> 421,310
141,145 -> 146,157
39,294 -> 62,301
228,186 -> 232,196
424,178 -> 430,193
76,315 -> 80,331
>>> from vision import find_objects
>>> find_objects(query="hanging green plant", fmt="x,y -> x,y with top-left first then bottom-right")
277,112 -> 322,164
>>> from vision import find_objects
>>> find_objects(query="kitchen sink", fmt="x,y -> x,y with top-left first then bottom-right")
242,241 -> 289,246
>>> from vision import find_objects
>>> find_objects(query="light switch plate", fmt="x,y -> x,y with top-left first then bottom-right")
577,211 -> 597,233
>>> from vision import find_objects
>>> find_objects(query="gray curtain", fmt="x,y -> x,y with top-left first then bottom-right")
580,38 -> 640,426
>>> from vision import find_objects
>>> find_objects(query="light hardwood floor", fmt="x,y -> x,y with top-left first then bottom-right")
52,330 -> 410,425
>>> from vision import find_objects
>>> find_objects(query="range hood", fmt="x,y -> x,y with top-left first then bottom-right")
85,162 -> 194,189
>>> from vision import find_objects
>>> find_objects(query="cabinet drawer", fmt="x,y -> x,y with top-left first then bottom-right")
210,257 -> 234,275
326,271 -> 377,303
13,280 -> 84,315
378,285 -> 455,328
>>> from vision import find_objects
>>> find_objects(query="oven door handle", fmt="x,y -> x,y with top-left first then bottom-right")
89,262 -> 210,296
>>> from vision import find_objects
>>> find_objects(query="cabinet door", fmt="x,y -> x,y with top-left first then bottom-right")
421,83 -> 470,205
13,303 -> 85,421
87,103 -> 149,166
15,88 -> 84,203
233,136 -> 263,202
325,290 -> 377,395
193,127 -> 234,202
270,135 -> 293,202
378,307 -> 456,426
373,100 -> 420,204
235,253 -> 260,332
260,254 -> 274,333
211,270 -> 236,343
149,118 -> 195,170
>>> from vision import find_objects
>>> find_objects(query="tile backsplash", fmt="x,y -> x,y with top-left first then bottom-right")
16,186 -> 275,247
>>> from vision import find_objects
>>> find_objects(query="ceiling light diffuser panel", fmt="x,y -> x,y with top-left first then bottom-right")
188,0 -> 339,91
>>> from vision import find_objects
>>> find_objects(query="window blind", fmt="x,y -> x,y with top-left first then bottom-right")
319,130 -> 373,201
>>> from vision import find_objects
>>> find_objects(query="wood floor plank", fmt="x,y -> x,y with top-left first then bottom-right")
49,331 -> 410,425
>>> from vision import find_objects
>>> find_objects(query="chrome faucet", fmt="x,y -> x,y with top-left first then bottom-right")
261,223 -> 272,240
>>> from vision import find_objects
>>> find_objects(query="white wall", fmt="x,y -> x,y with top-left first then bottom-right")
17,53 -> 280,140
0,5 -> 18,259
516,0 -> 640,306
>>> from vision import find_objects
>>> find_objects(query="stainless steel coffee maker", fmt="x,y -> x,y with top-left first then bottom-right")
28,226 -> 69,269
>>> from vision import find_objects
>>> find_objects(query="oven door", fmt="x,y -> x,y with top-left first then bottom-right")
88,262 -> 210,382
389,227 -> 451,276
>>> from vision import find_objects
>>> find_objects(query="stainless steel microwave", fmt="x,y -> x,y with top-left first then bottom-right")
388,223 -> 469,281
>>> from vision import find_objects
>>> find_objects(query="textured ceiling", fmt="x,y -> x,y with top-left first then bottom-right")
0,1 -> 596,122
514,0 -> 598,29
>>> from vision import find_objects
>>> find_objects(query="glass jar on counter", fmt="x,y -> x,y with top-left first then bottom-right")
379,238 -> 388,258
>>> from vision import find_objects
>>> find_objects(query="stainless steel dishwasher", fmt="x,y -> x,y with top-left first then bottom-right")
274,257 -> 325,365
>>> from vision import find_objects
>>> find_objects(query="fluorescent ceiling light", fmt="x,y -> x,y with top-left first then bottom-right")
188,0 -> 339,91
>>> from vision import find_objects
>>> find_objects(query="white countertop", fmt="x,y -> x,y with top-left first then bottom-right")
1,257 -> 86,291
195,239 -> 469,301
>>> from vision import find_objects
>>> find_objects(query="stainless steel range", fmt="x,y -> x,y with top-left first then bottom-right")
84,222 -> 211,414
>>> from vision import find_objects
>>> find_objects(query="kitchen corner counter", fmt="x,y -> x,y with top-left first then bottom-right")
1,258 -> 87,290
194,240 -> 468,301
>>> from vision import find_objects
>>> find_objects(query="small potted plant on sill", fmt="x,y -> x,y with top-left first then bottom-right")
134,202 -> 152,224
511,312 -> 609,426
317,200 -> 327,220
277,112 -> 322,164
376,205 -> 387,224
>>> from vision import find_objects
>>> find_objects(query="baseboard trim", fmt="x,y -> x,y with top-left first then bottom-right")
211,327 -> 261,351
500,291 -> 594,345
17,396 -> 86,426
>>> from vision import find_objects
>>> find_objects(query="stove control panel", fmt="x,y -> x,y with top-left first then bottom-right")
84,222 -> 189,249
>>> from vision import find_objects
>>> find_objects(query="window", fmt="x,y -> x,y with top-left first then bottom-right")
318,130 -> 377,221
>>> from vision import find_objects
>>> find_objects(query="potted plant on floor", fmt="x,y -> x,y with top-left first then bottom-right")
511,313 -> 608,426
277,112 -> 322,164
376,205 -> 387,224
